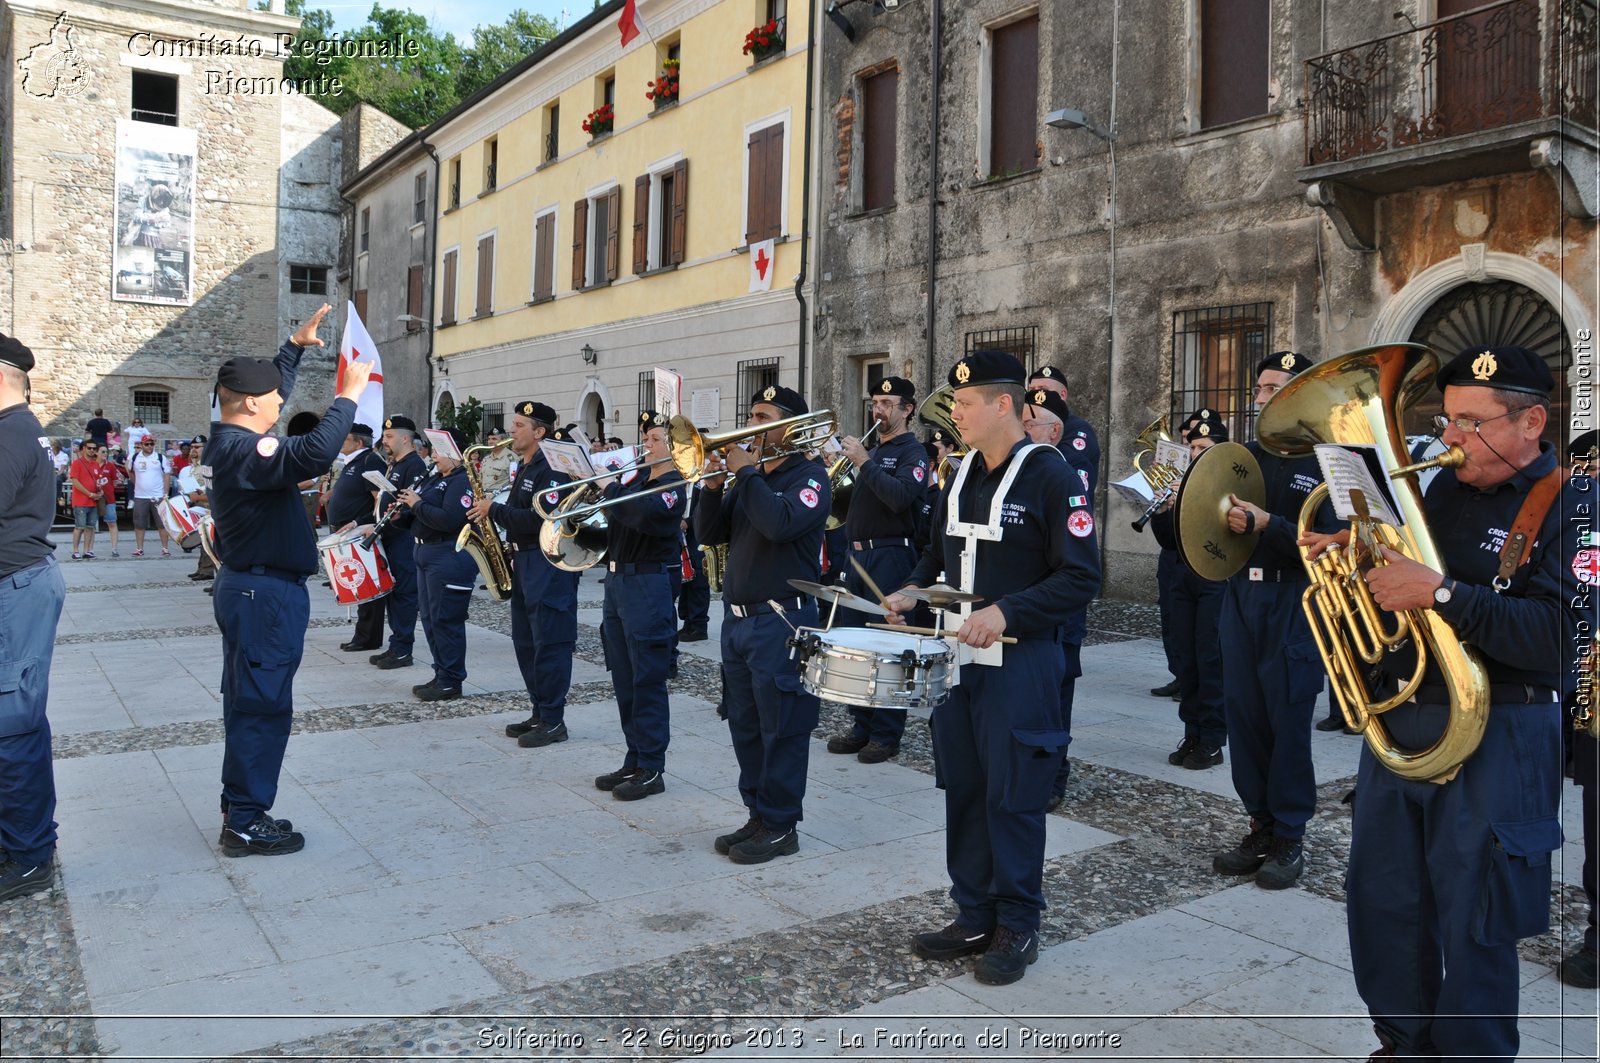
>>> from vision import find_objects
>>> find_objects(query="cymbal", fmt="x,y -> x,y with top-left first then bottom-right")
901,582 -> 983,607
1173,441 -> 1266,583
787,579 -> 889,617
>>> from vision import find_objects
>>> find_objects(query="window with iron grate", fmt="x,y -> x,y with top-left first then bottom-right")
1170,303 -> 1271,442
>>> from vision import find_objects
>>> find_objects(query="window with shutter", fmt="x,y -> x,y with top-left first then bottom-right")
441,250 -> 458,324
670,158 -> 689,265
572,198 -> 589,289
745,124 -> 784,243
1199,0 -> 1269,129
604,187 -> 621,281
862,69 -> 898,210
353,289 -> 368,322
475,235 -> 495,317
988,15 -> 1039,177
633,174 -> 651,275
533,212 -> 555,302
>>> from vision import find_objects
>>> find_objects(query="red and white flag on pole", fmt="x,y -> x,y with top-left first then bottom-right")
338,300 -> 385,431
618,0 -> 647,46
749,238 -> 776,292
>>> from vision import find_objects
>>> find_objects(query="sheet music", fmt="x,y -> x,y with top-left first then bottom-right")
1314,443 -> 1404,526
363,470 -> 396,495
423,429 -> 462,463
539,437 -> 594,481
1153,439 -> 1192,474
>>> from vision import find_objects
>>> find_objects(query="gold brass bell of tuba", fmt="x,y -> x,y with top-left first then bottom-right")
825,422 -> 878,531
917,384 -> 967,487
454,438 -> 515,601
1256,342 -> 1491,784
701,542 -> 728,594
1574,639 -> 1600,740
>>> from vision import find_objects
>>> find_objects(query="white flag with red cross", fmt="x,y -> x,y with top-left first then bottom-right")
749,238 -> 775,292
338,301 -> 385,432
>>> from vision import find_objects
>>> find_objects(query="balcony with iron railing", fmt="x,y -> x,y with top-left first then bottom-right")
1298,0 -> 1597,247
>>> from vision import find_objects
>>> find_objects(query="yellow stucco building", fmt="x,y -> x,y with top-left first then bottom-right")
425,0 -> 810,440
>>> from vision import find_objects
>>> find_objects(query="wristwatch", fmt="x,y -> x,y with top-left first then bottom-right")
1432,579 -> 1455,606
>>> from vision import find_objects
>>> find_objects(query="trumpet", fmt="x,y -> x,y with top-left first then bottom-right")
534,410 -> 837,524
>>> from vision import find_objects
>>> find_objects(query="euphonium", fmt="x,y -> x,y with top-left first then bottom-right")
454,438 -> 515,602
1256,342 -> 1491,784
825,422 -> 878,531
917,384 -> 967,488
701,542 -> 728,594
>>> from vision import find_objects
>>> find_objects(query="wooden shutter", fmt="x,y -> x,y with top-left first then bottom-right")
475,235 -> 494,317
1200,0 -> 1268,129
353,288 -> 368,322
440,251 -> 457,324
604,186 -> 622,281
632,173 -> 651,275
862,69 -> 898,210
405,266 -> 422,330
990,15 -> 1039,175
670,158 -> 689,265
571,198 -> 588,289
745,129 -> 765,244
533,214 -> 554,300
746,126 -> 783,243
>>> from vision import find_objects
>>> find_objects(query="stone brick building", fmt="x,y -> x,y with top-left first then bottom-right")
812,0 -> 1595,598
0,0 -> 344,442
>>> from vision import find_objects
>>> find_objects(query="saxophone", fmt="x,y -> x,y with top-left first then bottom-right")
700,543 -> 728,593
455,438 -> 515,602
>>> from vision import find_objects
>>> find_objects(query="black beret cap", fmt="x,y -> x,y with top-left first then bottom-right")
350,423 -> 374,437
928,427 -> 957,447
639,409 -> 669,430
1256,350 -> 1314,378
1181,407 -> 1218,430
1029,364 -> 1066,384
217,357 -> 282,396
1185,419 -> 1229,444
190,433 -> 207,444
874,376 -> 916,403
752,384 -> 808,416
550,423 -> 579,443
950,349 -> 1026,390
1025,387 -> 1070,422
1568,429 -> 1598,459
0,333 -> 35,373
1436,345 -> 1554,397
514,400 -> 558,424
383,415 -> 416,432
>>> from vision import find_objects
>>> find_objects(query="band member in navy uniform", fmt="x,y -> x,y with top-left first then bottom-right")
824,376 -> 930,763
208,305 -> 371,855
326,422 -> 387,651
594,411 -> 688,801
887,349 -> 1100,985
1028,363 -> 1099,496
1151,412 -> 1229,769
467,401 -> 580,747
694,385 -> 829,864
917,428 -> 958,546
0,333 -> 69,902
1302,347 -> 1578,1059
397,427 -> 476,702
1561,428 -> 1599,991
1208,351 -> 1331,890
369,416 -> 426,670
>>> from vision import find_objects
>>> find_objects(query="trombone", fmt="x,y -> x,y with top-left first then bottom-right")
533,410 -> 836,523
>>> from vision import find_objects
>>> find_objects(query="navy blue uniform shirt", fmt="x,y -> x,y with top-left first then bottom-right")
693,454 -> 830,606
411,465 -> 473,544
327,447 -> 385,528
1234,443 -> 1332,576
490,448 -> 572,547
845,431 -> 930,541
0,403 -> 56,578
602,470 -> 688,564
381,451 -> 428,534
908,440 -> 1101,638
1059,410 -> 1100,496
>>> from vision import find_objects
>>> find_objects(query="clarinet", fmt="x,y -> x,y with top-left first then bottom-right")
360,472 -> 427,549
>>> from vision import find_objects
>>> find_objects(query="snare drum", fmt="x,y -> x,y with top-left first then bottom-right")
156,497 -> 201,549
797,628 -> 953,709
318,526 -> 394,605
196,513 -> 220,568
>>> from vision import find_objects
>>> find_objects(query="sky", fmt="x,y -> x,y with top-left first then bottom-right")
324,1 -> 603,44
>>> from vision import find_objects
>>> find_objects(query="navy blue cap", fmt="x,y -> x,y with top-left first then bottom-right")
217,357 -> 281,396
752,385 -> 808,416
515,401 -> 558,425
0,333 -> 35,373
1436,345 -> 1554,397
383,415 -> 416,432
874,376 -> 916,403
1025,387 -> 1070,422
950,349 -> 1027,390
639,409 -> 669,430
1029,364 -> 1066,384
1256,351 -> 1313,378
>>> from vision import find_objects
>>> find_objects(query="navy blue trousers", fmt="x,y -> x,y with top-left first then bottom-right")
381,530 -> 417,656
415,542 -> 476,687
0,558 -> 65,866
1172,568 -> 1227,748
214,567 -> 310,830
679,531 -> 710,627
722,601 -> 820,829
1220,578 -> 1322,839
602,569 -> 676,771
840,542 -> 920,747
1156,547 -> 1182,676
1050,642 -> 1082,795
1577,734 -> 1599,955
932,639 -> 1067,935
1347,700 -> 1563,1060
510,551 -> 578,725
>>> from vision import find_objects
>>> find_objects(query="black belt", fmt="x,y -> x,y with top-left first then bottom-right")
1413,683 -> 1557,705
607,561 -> 665,574
850,537 -> 913,551
728,595 -> 804,619
225,564 -> 310,586
414,538 -> 451,546
507,541 -> 536,554
1244,566 -> 1305,584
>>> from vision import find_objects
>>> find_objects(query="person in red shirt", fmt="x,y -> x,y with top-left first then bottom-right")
67,441 -> 103,559
98,450 -> 125,557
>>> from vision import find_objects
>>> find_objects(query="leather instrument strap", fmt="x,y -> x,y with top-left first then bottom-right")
1495,467 -> 1564,590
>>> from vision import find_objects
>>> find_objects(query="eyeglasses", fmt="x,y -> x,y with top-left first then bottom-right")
1432,407 -> 1533,435
1254,383 -> 1283,396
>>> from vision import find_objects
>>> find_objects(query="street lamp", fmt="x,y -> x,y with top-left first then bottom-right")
581,343 -> 598,366
1045,107 -> 1115,142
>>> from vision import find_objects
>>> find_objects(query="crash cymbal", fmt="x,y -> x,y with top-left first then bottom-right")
1173,440 -> 1266,583
786,579 -> 889,617
901,582 -> 984,607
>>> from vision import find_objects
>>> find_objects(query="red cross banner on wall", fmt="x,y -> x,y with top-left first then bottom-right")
749,238 -> 775,293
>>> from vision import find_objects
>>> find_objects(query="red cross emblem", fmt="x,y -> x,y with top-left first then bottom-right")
1067,509 -> 1095,538
754,245 -> 771,281
332,556 -> 365,591
1574,548 -> 1600,585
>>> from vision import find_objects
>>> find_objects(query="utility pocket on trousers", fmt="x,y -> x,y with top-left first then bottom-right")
236,643 -> 298,717
1473,816 -> 1563,947
1000,728 -> 1071,813
1284,638 -> 1325,707
0,658 -> 43,738
773,671 -> 819,738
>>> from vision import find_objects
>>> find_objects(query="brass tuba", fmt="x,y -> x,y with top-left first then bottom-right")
1575,640 -> 1600,740
1256,342 -> 1490,784
454,438 -> 515,601
917,384 -> 966,487
825,422 -> 878,531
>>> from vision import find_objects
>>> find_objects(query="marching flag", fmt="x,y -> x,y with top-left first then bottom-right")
338,300 -> 385,431
748,238 -> 775,292
619,0 -> 650,46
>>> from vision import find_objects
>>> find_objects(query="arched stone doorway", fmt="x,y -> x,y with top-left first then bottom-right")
573,377 -> 615,443
434,388 -> 456,430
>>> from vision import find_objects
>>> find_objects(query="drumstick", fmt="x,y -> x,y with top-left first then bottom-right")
848,556 -> 894,609
865,621 -> 1018,645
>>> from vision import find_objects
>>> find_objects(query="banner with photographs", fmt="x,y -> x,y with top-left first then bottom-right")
112,120 -> 196,306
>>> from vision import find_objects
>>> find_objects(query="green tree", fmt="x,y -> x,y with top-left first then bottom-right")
457,9 -> 559,99
444,396 -> 484,447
